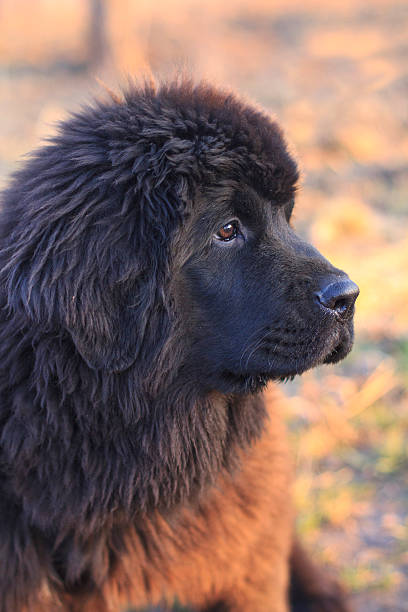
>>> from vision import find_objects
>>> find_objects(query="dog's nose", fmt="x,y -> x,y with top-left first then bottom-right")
315,278 -> 359,320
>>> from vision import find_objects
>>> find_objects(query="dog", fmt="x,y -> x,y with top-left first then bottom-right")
0,79 -> 358,611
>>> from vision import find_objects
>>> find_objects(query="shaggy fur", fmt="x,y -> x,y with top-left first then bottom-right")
0,79 -> 356,612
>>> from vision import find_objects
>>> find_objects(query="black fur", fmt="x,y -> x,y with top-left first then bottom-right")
0,79 -> 355,611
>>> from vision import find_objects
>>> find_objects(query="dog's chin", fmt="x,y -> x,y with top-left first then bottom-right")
218,371 -> 272,394
218,358 -> 312,394
219,362 -> 310,394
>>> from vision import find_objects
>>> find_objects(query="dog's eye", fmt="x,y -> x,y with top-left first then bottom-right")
215,222 -> 239,242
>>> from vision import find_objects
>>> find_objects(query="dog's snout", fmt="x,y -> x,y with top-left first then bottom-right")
315,278 -> 359,320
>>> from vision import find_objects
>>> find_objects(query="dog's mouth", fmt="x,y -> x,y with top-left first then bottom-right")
322,335 -> 353,364
219,323 -> 354,394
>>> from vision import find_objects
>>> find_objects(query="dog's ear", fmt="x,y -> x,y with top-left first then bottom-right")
0,92 -> 200,373
66,260 -> 157,373
1,151 -> 185,373
65,188 -> 182,373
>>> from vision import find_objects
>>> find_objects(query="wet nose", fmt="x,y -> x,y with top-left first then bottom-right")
315,278 -> 359,320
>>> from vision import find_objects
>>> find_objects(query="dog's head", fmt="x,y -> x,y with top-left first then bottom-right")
174,185 -> 359,395
1,80 -> 358,395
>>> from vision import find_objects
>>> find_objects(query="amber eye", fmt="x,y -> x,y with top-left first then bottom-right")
215,221 -> 239,242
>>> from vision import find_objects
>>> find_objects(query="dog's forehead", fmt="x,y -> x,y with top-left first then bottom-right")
194,181 -> 288,219
125,81 -> 299,203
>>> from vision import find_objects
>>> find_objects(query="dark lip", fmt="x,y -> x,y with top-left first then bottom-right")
322,336 -> 353,364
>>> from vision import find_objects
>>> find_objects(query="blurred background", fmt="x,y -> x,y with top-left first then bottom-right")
1,1 -> 407,610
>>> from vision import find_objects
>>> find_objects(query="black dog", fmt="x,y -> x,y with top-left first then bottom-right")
0,79 -> 358,611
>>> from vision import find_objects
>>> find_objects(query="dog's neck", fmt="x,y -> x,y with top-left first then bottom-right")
0,325 -> 267,539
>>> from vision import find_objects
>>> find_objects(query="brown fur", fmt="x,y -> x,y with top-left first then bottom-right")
59,392 -> 292,612
46,394 -> 349,612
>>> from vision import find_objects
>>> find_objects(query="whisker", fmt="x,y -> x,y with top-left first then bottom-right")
244,337 -> 266,370
240,326 -> 278,370
239,326 -> 267,369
